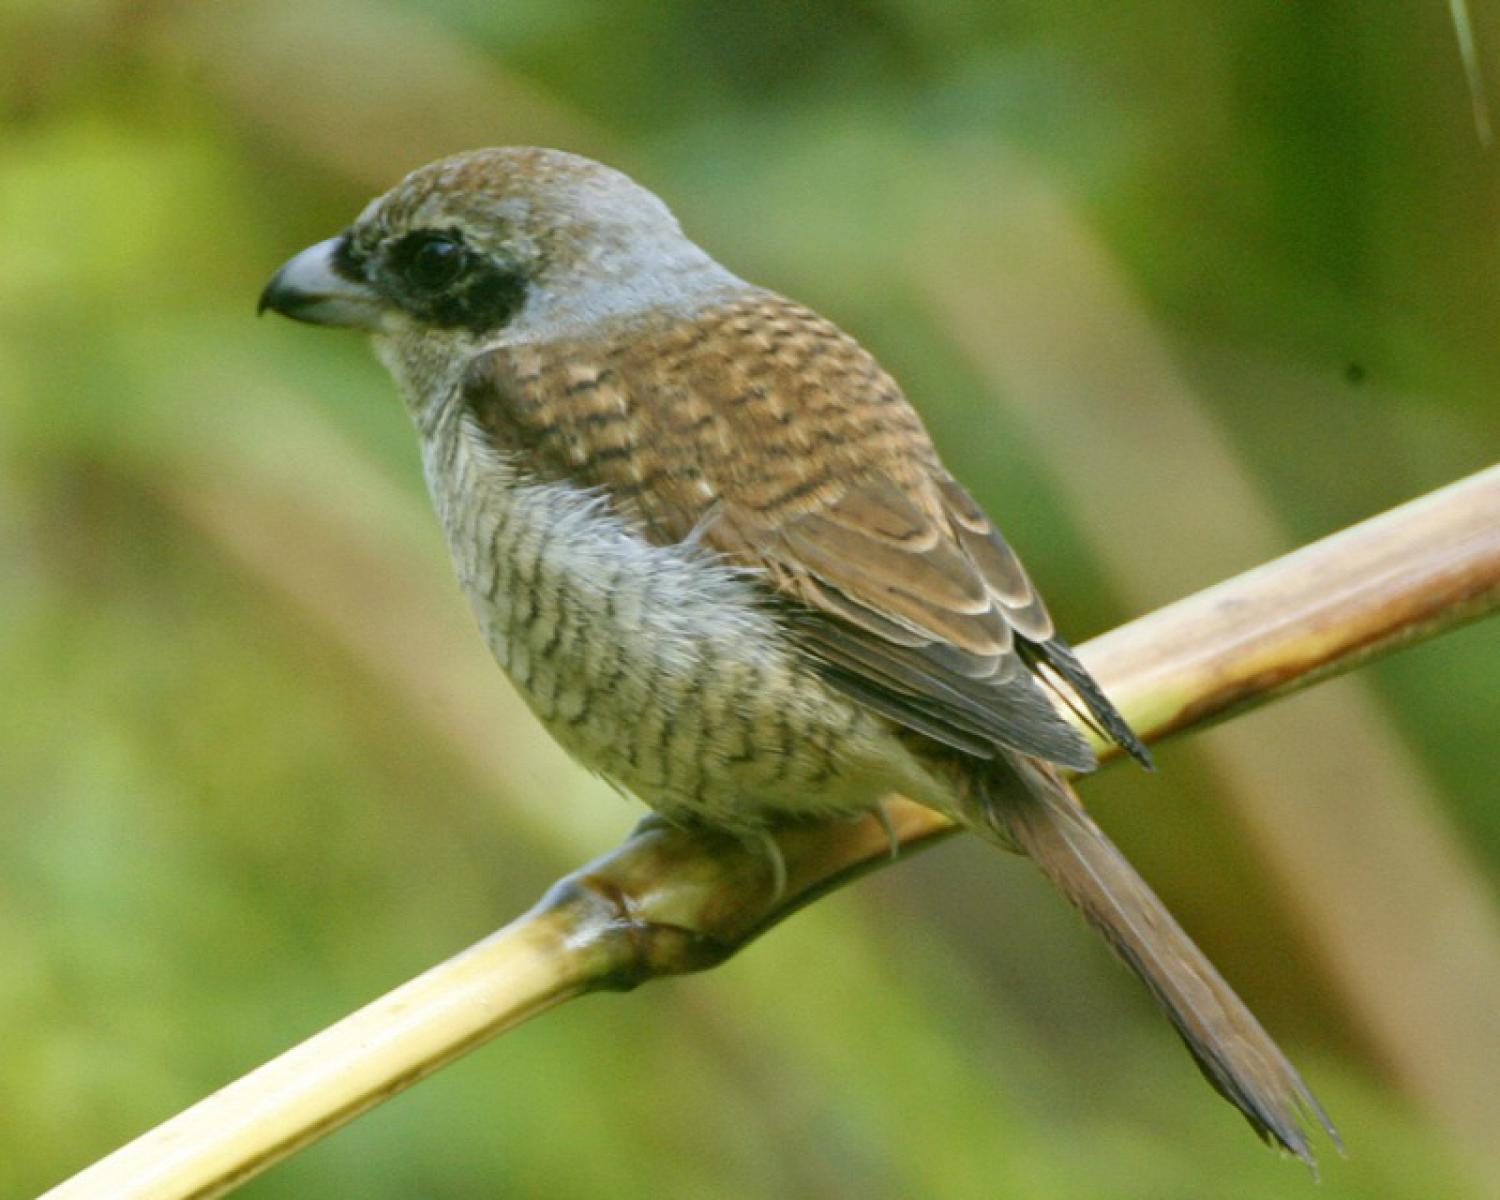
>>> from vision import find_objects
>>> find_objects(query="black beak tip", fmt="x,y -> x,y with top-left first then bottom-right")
254,238 -> 377,329
257,271 -> 286,318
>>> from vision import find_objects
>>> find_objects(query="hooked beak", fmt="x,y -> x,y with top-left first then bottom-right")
258,237 -> 386,329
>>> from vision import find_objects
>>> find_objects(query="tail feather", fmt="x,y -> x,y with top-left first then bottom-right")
973,754 -> 1339,1168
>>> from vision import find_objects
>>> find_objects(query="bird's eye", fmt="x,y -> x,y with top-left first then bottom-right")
394,232 -> 467,291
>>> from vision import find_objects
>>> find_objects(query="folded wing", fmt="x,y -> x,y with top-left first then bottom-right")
461,292 -> 1147,772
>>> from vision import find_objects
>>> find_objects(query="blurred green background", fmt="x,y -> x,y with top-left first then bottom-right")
3,2 -> 1498,1197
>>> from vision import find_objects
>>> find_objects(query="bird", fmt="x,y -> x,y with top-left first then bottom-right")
260,146 -> 1338,1165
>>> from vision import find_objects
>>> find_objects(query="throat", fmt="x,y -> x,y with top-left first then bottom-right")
373,327 -> 488,436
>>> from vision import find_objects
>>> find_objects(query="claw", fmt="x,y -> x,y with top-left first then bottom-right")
754,830 -> 788,904
874,801 -> 901,861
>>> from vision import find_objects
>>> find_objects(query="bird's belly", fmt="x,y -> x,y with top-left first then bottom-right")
426,428 -> 936,834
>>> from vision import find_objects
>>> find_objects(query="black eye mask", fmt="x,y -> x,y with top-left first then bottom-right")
373,228 -> 531,334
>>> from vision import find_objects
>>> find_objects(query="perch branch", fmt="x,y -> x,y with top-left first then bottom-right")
44,464 -> 1500,1200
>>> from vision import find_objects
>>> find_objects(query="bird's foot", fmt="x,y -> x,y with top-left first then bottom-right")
873,801 -> 901,861
752,829 -> 788,905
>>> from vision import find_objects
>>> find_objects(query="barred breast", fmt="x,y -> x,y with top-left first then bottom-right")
418,403 -> 949,835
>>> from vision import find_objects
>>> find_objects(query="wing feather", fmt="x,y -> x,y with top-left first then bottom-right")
461,292 -> 1143,770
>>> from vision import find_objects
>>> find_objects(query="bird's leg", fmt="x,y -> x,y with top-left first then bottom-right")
634,813 -> 787,904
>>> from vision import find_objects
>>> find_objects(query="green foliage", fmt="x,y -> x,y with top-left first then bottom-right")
1,2 -> 1495,1196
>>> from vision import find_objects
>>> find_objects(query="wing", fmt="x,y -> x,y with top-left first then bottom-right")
462,291 -> 1149,772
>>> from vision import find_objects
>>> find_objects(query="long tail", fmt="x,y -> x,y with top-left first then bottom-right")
971,754 -> 1340,1168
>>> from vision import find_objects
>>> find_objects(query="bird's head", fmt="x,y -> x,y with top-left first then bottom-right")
260,147 -> 739,404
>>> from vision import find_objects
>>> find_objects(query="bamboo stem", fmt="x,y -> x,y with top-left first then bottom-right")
1078,463 -> 1500,741
43,464 -> 1500,1200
